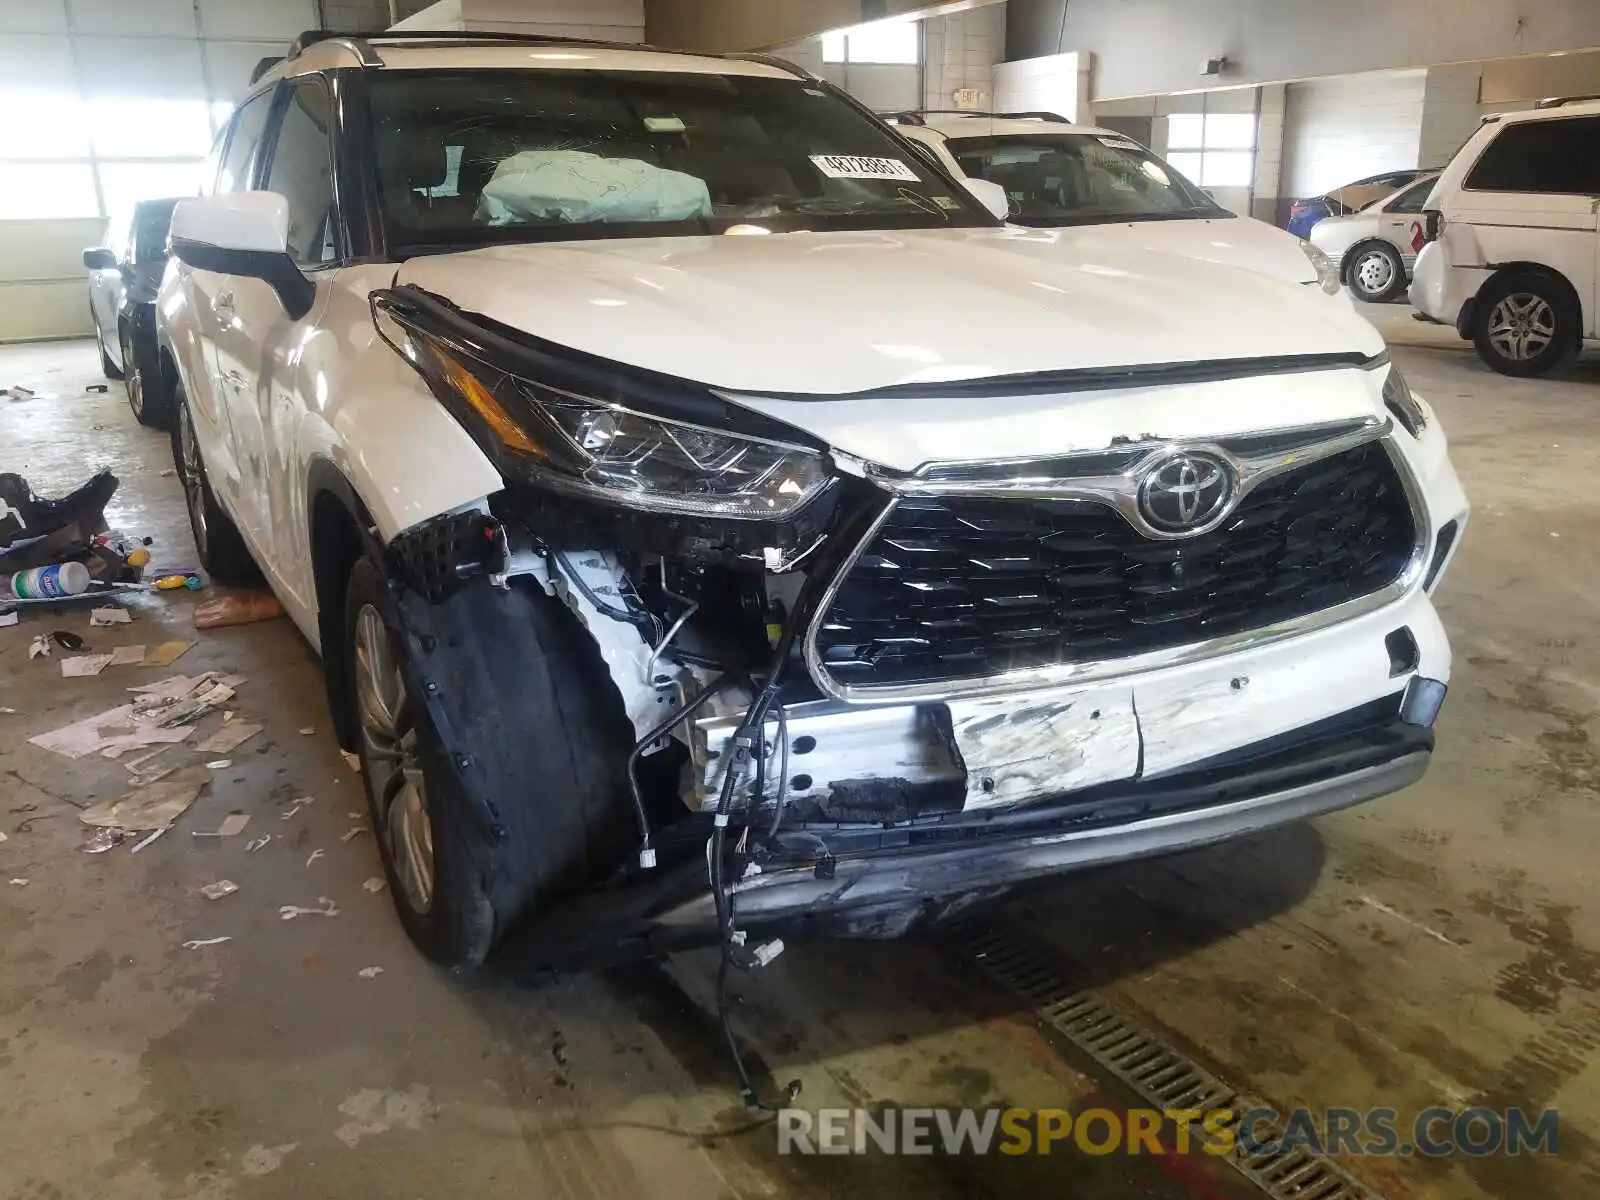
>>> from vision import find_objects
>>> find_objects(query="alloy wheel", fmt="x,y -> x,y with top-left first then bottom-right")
122,331 -> 143,418
354,603 -> 434,914
176,402 -> 208,556
1487,293 -> 1556,362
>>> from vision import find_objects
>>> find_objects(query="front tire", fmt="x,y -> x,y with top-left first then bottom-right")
343,558 -> 636,969
169,379 -> 258,583
1473,271 -> 1579,377
1347,241 -> 1406,303
122,324 -> 169,429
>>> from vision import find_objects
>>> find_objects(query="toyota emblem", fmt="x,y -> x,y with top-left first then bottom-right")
1137,451 -> 1235,534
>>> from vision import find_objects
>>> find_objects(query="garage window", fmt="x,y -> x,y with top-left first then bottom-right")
822,19 -> 920,65
1165,113 -> 1257,189
1465,116 -> 1600,195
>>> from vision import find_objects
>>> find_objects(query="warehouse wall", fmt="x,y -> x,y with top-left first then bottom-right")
1008,0 -> 1600,99
1280,70 -> 1428,199
0,0 -> 317,342
386,0 -> 644,39
922,4 -> 1005,111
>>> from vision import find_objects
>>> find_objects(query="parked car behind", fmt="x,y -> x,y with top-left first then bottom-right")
158,35 -> 1466,972
1287,170 -> 1435,238
1411,99 -> 1600,376
891,111 -> 1344,292
84,197 -> 182,428
1309,173 -> 1439,302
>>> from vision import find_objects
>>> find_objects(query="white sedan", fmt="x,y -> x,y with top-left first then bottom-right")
1310,173 -> 1439,303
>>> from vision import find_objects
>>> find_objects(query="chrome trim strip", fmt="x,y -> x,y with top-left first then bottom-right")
803,434 -> 1432,706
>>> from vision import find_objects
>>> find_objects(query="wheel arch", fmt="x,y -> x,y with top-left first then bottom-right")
1479,261 -> 1584,338
1340,238 -> 1401,285
306,457 -> 383,751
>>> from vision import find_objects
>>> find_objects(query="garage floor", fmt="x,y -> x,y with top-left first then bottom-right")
2,309 -> 1597,1199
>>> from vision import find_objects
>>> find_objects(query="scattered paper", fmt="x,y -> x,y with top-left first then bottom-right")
0,706 -> 15,714
30,697 -> 201,760
130,827 -> 168,854
29,635 -> 50,659
245,834 -> 272,853
0,611 -> 17,628
108,644 -> 148,667
298,726 -> 315,736
341,750 -> 361,771
200,880 -> 238,901
280,897 -> 338,920
8,878 -> 27,886
305,848 -> 324,868
80,774 -> 207,831
280,796 -> 313,821
80,827 -> 129,853
358,967 -> 384,979
62,654 -> 114,678
196,721 -> 261,755
193,813 -> 250,838
206,759 -> 232,770
362,877 -> 386,894
340,825 -> 368,843
90,607 -> 132,626
182,936 -> 231,949
143,640 -> 196,667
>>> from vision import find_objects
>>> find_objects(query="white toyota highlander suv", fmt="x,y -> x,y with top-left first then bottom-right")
157,32 -> 1468,971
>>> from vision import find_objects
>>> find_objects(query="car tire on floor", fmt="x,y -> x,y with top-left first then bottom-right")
1473,270 -> 1580,377
170,378 -> 259,583
343,557 -> 636,969
122,324 -> 169,429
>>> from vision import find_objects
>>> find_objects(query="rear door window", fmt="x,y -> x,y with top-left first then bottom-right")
1465,116 -> 1600,195
259,80 -> 339,266
217,92 -> 275,193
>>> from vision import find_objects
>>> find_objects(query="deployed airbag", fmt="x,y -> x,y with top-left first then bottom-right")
479,151 -> 712,225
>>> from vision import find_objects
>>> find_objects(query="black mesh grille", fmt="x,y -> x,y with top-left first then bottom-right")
814,441 -> 1417,689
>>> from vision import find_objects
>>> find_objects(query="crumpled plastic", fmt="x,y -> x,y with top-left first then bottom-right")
478,151 -> 711,226
0,470 -> 123,581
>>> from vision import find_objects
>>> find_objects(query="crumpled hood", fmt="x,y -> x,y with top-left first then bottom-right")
395,225 -> 1383,397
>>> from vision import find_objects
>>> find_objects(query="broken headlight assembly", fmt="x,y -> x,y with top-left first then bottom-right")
373,291 -> 833,520
1381,363 -> 1427,437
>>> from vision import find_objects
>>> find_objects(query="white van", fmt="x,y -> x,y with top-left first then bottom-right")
1410,99 -> 1600,376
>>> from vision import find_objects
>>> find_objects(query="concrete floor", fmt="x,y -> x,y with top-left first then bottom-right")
1,308 -> 1597,1199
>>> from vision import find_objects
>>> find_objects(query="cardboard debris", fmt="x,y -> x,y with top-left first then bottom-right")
143,640 -> 196,667
80,773 -> 207,831
89,607 -> 132,626
199,880 -> 238,901
196,721 -> 262,755
26,678 -> 240,759
108,644 -> 147,667
61,654 -> 113,678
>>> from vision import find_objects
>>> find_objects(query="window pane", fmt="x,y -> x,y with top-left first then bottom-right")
0,163 -> 99,219
1200,150 -> 1254,187
217,90 -> 274,193
843,18 -> 918,64
1204,113 -> 1256,149
1164,151 -> 1204,182
262,82 -> 337,266
1166,114 -> 1204,150
0,88 -> 90,157
89,97 -> 214,158
1387,177 -> 1436,213
1465,116 -> 1600,195
98,161 -> 202,219
821,31 -> 845,63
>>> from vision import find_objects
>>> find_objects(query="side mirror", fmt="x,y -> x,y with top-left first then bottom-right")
169,193 -> 314,320
82,247 -> 117,271
964,178 -> 1011,222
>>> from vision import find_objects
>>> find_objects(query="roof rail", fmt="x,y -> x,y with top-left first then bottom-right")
281,28 -> 792,72
884,108 -> 1073,124
1533,93 -> 1600,108
722,50 -> 815,81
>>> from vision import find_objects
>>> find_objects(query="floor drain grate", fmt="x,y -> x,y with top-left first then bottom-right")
954,918 -> 1383,1200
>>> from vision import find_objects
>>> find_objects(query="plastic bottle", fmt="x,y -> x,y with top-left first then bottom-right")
10,561 -> 92,598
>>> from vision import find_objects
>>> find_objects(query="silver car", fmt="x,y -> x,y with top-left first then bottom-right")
1309,173 -> 1439,303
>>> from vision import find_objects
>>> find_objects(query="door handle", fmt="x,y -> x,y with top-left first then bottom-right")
214,291 -> 235,316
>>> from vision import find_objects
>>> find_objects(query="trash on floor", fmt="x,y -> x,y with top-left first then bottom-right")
205,759 -> 232,770
246,834 -> 272,853
131,672 -> 239,728
362,877 -> 386,894
358,967 -> 384,979
130,826 -> 168,854
143,640 -> 195,666
192,813 -> 250,839
182,936 -> 231,949
80,773 -> 207,831
298,726 -> 315,736
199,880 -> 239,901
86,383 -> 108,394
197,721 -> 261,754
154,573 -> 205,591
0,611 -> 16,628
61,654 -> 113,678
340,825 -> 368,843
193,591 -> 283,629
280,796 -> 313,821
51,630 -> 86,650
340,750 -> 361,771
89,606 -> 132,626
305,848 -> 324,868
5,385 -> 35,400
28,635 -> 49,659
280,898 -> 339,920
108,644 -> 146,666
1,473 -> 143,601
30,674 -> 244,760
8,878 -> 27,886
80,827 -> 129,854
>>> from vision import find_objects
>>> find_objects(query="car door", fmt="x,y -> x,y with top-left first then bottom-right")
176,90 -> 276,507
1377,176 -> 1436,273
86,208 -> 129,354
213,76 -> 340,573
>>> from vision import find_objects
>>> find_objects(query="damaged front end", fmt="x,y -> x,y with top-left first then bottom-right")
370,285 -> 1445,960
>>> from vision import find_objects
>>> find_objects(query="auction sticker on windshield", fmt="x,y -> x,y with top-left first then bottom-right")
810,155 -> 920,182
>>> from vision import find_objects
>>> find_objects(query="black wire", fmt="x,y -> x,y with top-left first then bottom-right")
625,672 -> 740,859
549,549 -> 655,637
